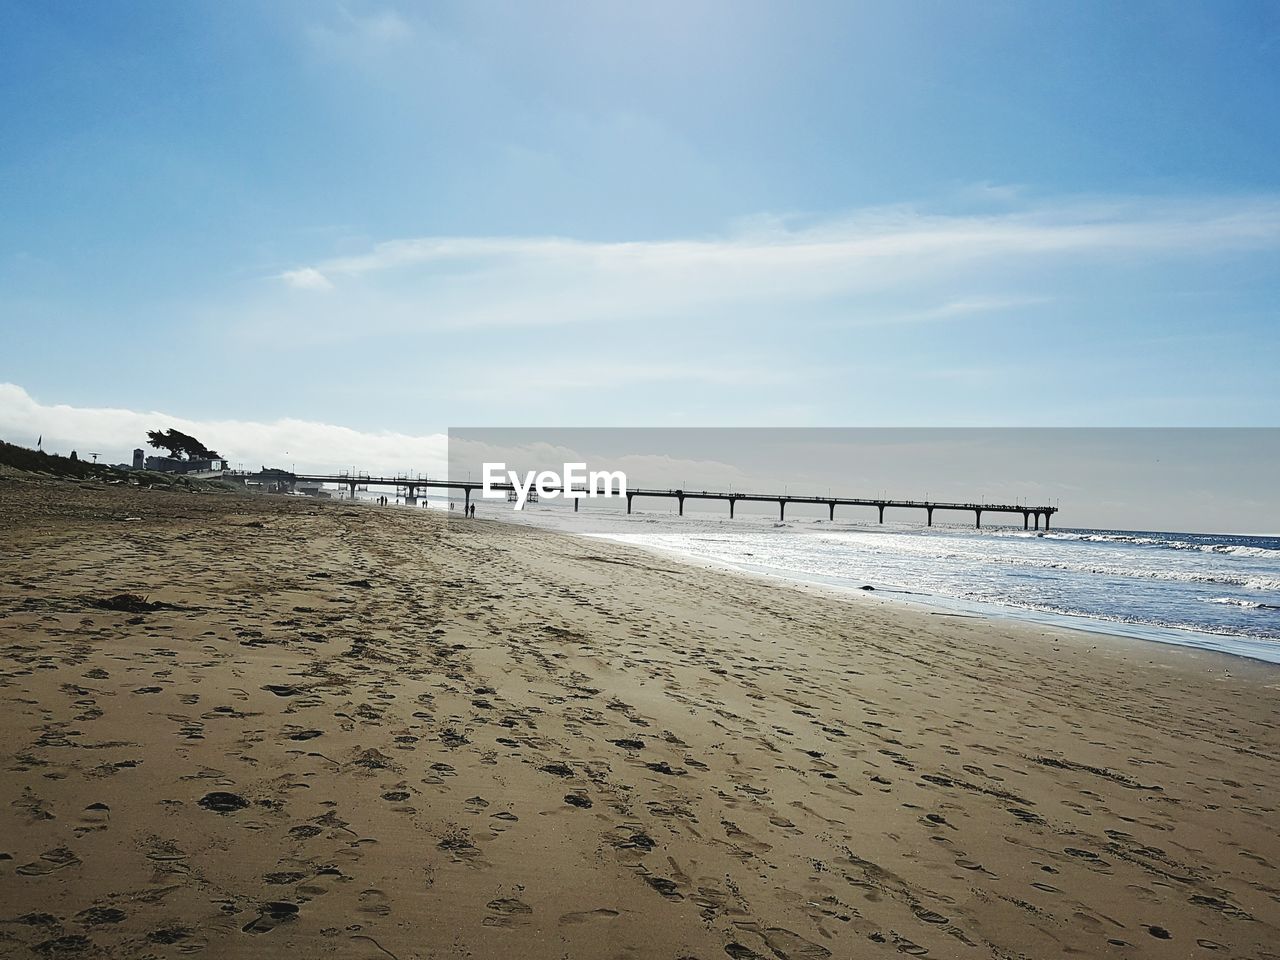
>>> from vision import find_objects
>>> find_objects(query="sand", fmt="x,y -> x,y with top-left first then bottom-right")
1,473 -> 1278,960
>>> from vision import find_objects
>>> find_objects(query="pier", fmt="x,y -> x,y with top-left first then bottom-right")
228,471 -> 1059,529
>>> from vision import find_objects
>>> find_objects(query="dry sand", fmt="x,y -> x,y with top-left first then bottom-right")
1,474 -> 1278,959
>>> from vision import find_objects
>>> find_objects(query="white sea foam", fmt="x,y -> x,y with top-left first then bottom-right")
1212,544 -> 1280,558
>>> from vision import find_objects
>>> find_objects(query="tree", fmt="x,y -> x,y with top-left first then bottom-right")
146,428 -> 221,461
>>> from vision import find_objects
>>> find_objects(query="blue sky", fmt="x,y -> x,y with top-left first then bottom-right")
2,1 -> 1280,469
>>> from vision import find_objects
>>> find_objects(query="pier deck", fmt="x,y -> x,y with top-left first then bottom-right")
229,472 -> 1059,530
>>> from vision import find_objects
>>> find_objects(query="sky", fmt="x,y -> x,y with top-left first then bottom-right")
3,1 -> 1280,476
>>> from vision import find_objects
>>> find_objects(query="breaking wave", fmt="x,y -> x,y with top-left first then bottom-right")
1039,529 -> 1280,559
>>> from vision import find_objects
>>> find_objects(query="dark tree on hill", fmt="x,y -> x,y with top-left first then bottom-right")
146,428 -> 221,461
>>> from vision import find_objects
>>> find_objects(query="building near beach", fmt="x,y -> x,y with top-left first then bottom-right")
143,455 -> 227,476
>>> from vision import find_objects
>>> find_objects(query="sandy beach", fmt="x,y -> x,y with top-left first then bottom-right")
1,474 -> 1278,960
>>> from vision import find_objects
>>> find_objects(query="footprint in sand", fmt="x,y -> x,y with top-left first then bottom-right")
147,926 -> 198,947
242,901 -> 299,934
760,927 -> 833,959
483,898 -> 533,927
358,888 -> 392,917
16,846 -> 80,876
559,908 -> 619,925
1063,846 -> 1110,868
912,906 -> 949,925
145,839 -> 189,863
198,791 -> 250,813
31,935 -> 92,955
722,820 -> 772,855
298,866 -> 343,899
75,802 -> 110,835
264,871 -> 307,885
437,830 -> 482,863
890,934 -> 929,956
643,876 -> 683,900
76,907 -> 127,926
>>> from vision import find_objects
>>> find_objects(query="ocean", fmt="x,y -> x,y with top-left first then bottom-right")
495,500 -> 1280,664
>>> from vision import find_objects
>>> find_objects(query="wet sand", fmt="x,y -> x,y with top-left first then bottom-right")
1,474 -> 1278,959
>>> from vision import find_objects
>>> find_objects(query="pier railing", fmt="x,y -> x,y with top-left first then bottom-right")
225,471 -> 1058,530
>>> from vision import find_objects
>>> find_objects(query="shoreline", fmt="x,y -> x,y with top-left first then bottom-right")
483,504 -> 1280,668
3,476 -> 1279,959
605,535 -> 1280,667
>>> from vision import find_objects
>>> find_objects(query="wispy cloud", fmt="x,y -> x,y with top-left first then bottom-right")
461,360 -> 805,394
306,8 -> 414,60
0,384 -> 447,475
881,296 -> 1049,325
291,195 -> 1280,281
252,194 -> 1280,339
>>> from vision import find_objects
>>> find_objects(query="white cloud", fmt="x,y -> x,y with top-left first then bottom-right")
254,194 -> 1280,339
0,383 -> 447,476
278,267 -> 333,291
